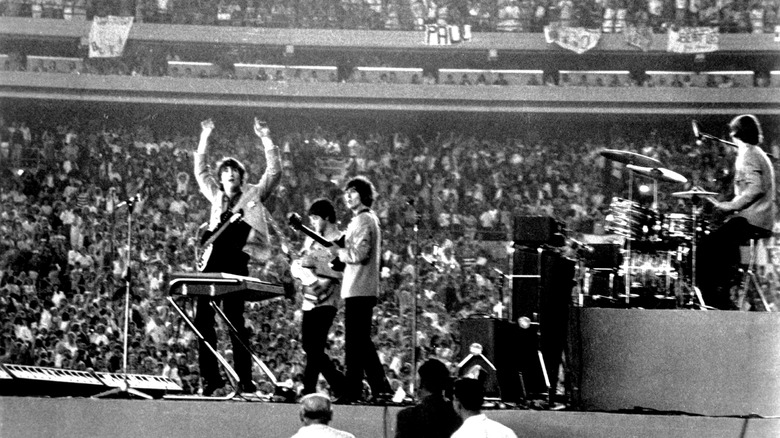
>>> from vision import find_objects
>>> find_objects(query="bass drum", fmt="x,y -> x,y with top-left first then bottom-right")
604,197 -> 659,240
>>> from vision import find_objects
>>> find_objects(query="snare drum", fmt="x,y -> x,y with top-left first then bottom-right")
661,213 -> 711,241
604,197 -> 658,240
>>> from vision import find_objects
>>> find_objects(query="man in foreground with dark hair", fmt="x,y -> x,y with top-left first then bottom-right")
330,176 -> 392,403
395,358 -> 462,438
451,378 -> 517,438
290,393 -> 356,438
700,114 -> 776,310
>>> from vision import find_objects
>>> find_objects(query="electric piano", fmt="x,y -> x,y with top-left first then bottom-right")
168,272 -> 284,302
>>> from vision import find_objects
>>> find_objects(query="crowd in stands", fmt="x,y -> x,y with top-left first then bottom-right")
0,0 -> 777,33
0,112 -> 778,398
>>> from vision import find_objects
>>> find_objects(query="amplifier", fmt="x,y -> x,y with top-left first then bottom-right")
513,216 -> 564,247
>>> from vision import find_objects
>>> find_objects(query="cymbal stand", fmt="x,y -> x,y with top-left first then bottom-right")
684,199 -> 707,308
622,170 -> 634,306
93,196 -> 152,399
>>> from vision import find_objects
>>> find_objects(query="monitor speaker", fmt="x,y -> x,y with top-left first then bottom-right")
457,317 -> 541,403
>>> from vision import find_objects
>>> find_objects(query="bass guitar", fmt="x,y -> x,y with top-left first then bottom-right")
197,210 -> 244,272
287,212 -> 345,273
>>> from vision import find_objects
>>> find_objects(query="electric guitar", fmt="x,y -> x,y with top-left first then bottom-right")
197,210 -> 244,272
287,212 -> 345,273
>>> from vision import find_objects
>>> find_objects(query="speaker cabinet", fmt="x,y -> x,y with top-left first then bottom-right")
511,249 -> 576,401
458,317 -> 541,402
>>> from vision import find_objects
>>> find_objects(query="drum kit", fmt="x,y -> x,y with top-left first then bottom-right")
589,149 -> 718,309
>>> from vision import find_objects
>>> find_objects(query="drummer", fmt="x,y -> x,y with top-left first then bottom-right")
698,115 -> 776,310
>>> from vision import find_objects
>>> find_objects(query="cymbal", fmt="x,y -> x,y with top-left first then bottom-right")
626,164 -> 688,184
672,188 -> 719,198
600,149 -> 663,168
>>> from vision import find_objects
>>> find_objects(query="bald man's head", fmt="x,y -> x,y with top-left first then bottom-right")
299,393 -> 333,424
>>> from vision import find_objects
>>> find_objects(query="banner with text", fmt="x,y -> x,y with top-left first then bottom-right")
544,22 -> 601,54
666,26 -> 719,53
314,157 -> 349,182
88,16 -> 134,58
423,24 -> 472,45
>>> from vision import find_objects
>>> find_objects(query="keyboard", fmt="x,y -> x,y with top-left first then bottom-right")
168,272 -> 284,302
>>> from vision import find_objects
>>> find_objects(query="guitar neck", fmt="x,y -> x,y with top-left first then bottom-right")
289,213 -> 343,249
300,226 -> 334,248
204,212 -> 242,247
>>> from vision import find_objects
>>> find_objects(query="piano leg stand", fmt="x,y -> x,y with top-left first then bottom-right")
163,296 -> 239,401
211,302 -> 281,395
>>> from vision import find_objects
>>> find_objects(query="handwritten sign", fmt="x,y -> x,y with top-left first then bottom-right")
544,22 -> 601,54
88,16 -> 134,58
314,157 -> 349,182
667,26 -> 718,53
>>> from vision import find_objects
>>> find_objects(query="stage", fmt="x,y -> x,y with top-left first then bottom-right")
1,308 -> 779,438
1,396 -> 779,438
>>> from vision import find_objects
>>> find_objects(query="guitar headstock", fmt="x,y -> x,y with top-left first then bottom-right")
288,212 -> 303,229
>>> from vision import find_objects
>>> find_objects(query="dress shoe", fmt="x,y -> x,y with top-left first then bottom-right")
239,382 -> 257,394
202,380 -> 226,397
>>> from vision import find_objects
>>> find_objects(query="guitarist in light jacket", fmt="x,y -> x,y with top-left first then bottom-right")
329,176 -> 392,403
193,118 -> 281,396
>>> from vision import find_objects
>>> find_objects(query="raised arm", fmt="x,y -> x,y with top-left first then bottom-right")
252,118 -> 282,201
194,119 -> 220,199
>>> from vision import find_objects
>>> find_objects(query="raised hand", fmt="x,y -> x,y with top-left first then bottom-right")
201,119 -> 214,135
254,118 -> 270,138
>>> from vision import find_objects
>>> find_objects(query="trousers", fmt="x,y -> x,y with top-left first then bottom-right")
301,305 -> 344,395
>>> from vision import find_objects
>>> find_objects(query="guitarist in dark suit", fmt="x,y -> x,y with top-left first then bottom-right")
193,117 -> 281,395
699,114 -> 776,310
292,199 -> 347,397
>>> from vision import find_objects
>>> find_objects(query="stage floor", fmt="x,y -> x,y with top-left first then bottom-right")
3,309 -> 780,438
1,396 -> 780,438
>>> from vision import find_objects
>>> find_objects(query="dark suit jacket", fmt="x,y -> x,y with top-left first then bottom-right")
395,394 -> 462,438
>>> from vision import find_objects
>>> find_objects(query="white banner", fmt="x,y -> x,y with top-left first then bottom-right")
423,24 -> 471,45
544,22 -> 601,54
667,26 -> 718,53
314,157 -> 349,182
89,16 -> 134,58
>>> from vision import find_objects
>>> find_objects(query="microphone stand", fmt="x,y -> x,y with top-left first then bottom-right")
409,200 -> 420,399
93,195 -> 151,399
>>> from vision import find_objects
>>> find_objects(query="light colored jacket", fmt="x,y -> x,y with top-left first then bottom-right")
194,141 -> 281,261
723,144 -> 776,231
337,209 -> 381,299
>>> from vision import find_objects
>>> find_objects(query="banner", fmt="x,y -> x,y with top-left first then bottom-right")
88,16 -> 134,58
666,26 -> 718,53
544,22 -> 601,54
423,24 -> 471,45
314,157 -> 349,182
625,25 -> 653,51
